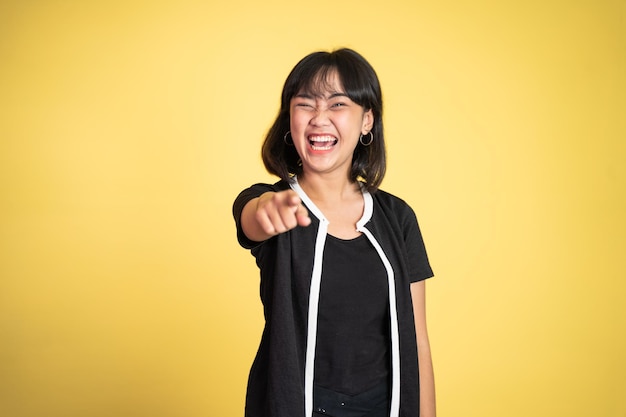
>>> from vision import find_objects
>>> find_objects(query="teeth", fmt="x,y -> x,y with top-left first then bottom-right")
309,135 -> 337,150
309,135 -> 335,143
312,144 -> 333,150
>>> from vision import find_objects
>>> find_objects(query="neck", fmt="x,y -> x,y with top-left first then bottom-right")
297,172 -> 361,205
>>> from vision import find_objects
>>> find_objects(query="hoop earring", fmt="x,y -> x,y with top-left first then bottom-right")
283,131 -> 293,146
359,131 -> 373,146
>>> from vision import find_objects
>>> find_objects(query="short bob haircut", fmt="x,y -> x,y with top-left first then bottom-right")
261,48 -> 386,193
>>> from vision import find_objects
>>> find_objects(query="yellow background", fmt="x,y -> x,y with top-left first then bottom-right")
1,1 -> 624,416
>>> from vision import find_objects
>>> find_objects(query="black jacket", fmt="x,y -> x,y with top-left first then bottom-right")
233,179 -> 433,417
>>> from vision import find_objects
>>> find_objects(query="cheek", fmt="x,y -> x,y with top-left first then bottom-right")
290,112 -> 308,133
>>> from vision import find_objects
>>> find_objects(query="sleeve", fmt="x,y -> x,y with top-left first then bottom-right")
232,183 -> 278,249
403,205 -> 434,283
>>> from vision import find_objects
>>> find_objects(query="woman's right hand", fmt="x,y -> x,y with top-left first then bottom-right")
241,190 -> 311,242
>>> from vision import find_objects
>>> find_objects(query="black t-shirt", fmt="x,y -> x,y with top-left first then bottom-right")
314,233 -> 390,396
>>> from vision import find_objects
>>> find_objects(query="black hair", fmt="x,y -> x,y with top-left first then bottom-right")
261,48 -> 386,193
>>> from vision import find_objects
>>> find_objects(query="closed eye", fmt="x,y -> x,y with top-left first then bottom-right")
294,102 -> 315,109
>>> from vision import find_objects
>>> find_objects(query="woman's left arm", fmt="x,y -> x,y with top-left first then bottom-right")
411,280 -> 436,417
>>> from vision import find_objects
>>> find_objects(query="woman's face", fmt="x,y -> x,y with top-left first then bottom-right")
289,71 -> 373,180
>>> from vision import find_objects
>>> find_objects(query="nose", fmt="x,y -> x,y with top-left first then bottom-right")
310,108 -> 331,126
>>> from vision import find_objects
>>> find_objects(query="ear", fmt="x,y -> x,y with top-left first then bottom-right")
361,109 -> 374,134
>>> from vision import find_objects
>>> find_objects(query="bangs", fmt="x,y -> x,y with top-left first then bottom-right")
292,67 -> 376,112
296,66 -> 345,98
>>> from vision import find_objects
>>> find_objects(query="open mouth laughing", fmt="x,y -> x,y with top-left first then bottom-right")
308,135 -> 338,151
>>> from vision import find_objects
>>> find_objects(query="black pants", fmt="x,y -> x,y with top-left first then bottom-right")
312,382 -> 390,417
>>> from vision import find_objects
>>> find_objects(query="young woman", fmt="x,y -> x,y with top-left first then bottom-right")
233,48 -> 435,417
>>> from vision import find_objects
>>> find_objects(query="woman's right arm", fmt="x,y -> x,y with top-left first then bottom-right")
240,190 -> 311,242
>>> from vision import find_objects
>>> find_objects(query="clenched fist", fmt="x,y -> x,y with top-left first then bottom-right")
241,190 -> 311,242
